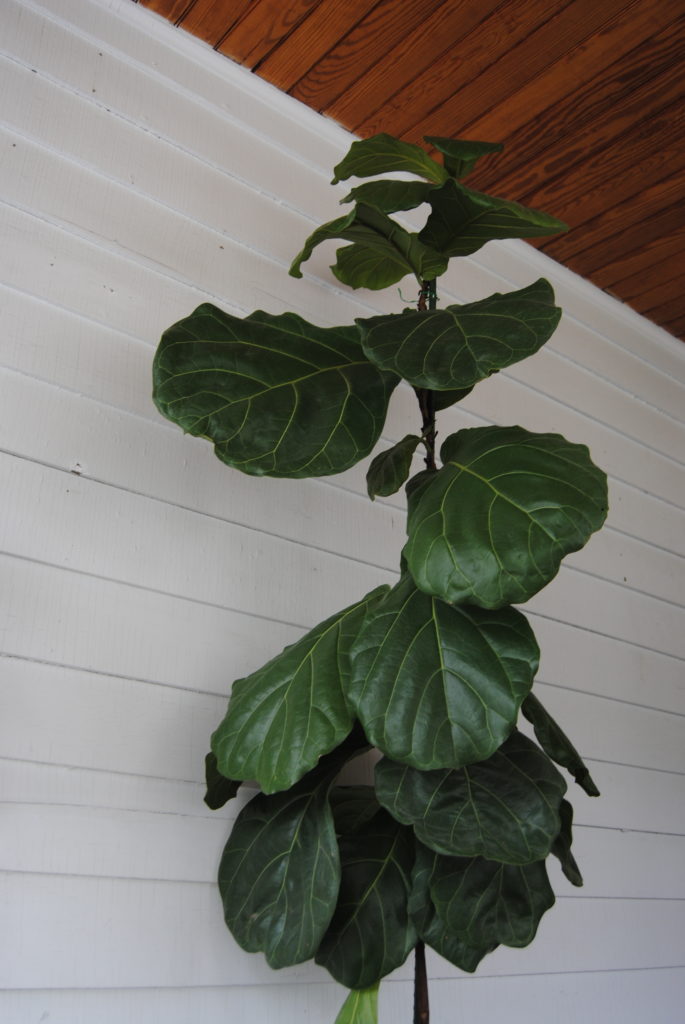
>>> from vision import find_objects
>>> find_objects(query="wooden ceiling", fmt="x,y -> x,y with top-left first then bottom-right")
138,0 -> 685,341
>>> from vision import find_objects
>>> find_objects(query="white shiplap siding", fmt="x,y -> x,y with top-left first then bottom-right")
1,0 -> 683,1020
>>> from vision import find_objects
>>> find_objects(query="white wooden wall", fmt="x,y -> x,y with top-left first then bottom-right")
1,1 -> 683,1021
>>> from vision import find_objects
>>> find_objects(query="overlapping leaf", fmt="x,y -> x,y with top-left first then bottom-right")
315,807 -> 417,989
522,692 -> 600,796
290,203 -> 447,290
404,425 -> 608,609
348,575 -> 539,770
357,279 -> 561,390
429,853 -> 555,948
331,133 -> 448,185
419,178 -> 567,257
375,730 -> 566,863
152,304 -> 397,478
218,758 -> 341,969
366,434 -> 422,499
425,137 -> 503,180
341,180 -> 434,214
409,844 -> 496,972
212,588 -> 387,793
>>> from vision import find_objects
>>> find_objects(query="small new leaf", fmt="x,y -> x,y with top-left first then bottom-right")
551,798 -> 584,887
424,137 -> 503,180
204,751 -> 240,810
153,304 -> 397,478
341,180 -> 434,214
522,693 -> 600,796
357,279 -> 561,390
375,730 -> 566,863
419,178 -> 567,257
348,575 -> 539,770
331,133 -> 448,185
290,203 -> 448,290
334,985 -> 380,1024
212,587 -> 387,793
404,425 -> 608,608
366,434 -> 422,499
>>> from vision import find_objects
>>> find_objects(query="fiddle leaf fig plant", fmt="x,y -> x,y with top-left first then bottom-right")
152,133 -> 607,1024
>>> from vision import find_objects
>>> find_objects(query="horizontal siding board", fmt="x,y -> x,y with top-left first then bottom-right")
3,800 -> 683,898
2,872 -> 683,988
3,968 -> 684,1024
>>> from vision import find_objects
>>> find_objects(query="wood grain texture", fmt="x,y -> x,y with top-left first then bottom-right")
218,0 -> 324,67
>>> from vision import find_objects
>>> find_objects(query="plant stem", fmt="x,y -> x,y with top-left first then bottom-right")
413,941 -> 429,1024
416,279 -> 438,472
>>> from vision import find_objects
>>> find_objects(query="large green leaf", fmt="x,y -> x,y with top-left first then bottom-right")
366,434 -> 422,499
551,798 -> 584,887
357,279 -> 561,390
331,133 -> 448,185
522,692 -> 600,796
375,730 -> 566,863
153,304 -> 398,478
218,753 -> 344,969
418,178 -> 567,257
334,985 -> 380,1024
425,137 -> 503,180
315,807 -> 417,989
212,589 -> 386,793
341,180 -> 434,214
404,425 -> 608,609
290,204 -> 447,289
347,575 -> 539,771
429,853 -> 555,948
409,844 -> 496,972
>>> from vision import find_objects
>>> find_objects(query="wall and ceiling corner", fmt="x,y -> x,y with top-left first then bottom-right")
0,0 -> 684,1020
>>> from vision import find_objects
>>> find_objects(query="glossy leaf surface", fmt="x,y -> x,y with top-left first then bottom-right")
334,985 -> 380,1024
348,575 -> 539,770
419,179 -> 567,257
430,854 -> 555,948
316,808 -> 416,988
203,751 -> 240,810
291,204 -> 447,289
522,692 -> 600,796
404,426 -> 608,608
331,133 -> 448,185
219,761 -> 340,969
153,304 -> 397,478
357,279 -> 561,390
425,137 -> 503,179
366,434 -> 422,499
375,730 -> 566,863
212,588 -> 387,793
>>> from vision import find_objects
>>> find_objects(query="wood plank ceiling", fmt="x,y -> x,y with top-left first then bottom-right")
138,0 -> 685,341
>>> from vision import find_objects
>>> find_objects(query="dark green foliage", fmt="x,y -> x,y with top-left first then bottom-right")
375,730 -> 567,863
357,279 -> 561,390
347,574 -> 539,770
404,425 -> 608,608
153,132 -> 607,1016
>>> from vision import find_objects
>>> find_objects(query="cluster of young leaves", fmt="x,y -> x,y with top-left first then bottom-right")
152,134 -> 608,1021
